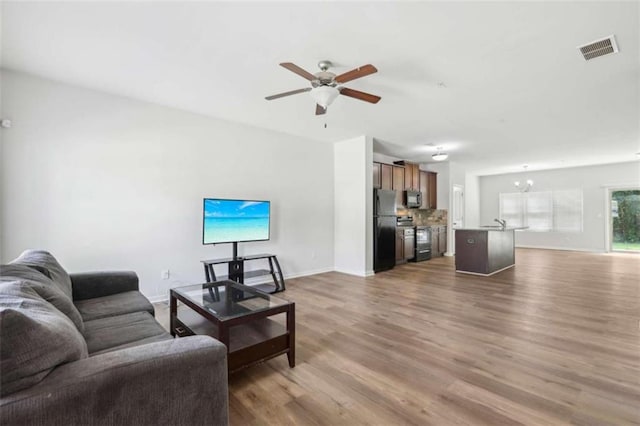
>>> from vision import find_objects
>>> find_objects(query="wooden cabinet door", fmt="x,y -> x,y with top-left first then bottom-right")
373,162 -> 381,189
438,227 -> 447,255
395,230 -> 404,261
419,171 -> 428,209
431,227 -> 439,255
427,172 -> 437,209
380,164 -> 393,190
403,165 -> 413,190
392,166 -> 404,208
403,164 -> 419,190
404,235 -> 415,260
411,165 -> 419,191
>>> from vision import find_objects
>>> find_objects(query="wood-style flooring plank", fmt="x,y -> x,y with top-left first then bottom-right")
155,248 -> 640,425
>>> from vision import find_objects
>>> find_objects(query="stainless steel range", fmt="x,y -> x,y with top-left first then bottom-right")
414,226 -> 432,262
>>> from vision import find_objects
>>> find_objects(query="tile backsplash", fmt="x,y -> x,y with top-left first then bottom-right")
397,208 -> 448,226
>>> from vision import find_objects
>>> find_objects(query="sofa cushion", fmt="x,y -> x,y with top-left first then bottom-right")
0,281 -> 89,396
83,311 -> 171,355
11,250 -> 73,300
0,264 -> 84,332
74,290 -> 154,322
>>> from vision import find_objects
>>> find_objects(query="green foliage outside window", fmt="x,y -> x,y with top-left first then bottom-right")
612,190 -> 640,247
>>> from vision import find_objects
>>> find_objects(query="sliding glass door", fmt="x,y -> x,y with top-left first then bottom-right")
610,189 -> 640,252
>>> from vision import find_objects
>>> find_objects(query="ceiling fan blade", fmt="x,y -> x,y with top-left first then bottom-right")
265,87 -> 311,100
315,104 -> 326,115
280,63 -> 316,81
335,64 -> 378,83
339,87 -> 381,104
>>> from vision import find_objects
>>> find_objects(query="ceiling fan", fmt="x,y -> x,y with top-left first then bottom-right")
265,60 -> 381,115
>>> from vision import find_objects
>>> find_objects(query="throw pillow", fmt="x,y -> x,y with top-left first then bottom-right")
10,250 -> 73,299
0,264 -> 84,332
0,281 -> 88,396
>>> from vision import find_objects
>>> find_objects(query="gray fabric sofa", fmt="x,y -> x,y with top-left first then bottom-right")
0,250 -> 228,426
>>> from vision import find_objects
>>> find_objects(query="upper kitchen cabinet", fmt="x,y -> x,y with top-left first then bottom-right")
381,164 -> 393,190
392,165 -> 404,207
373,162 -> 394,190
419,170 -> 438,209
427,171 -> 437,209
373,162 -> 381,189
394,161 -> 420,191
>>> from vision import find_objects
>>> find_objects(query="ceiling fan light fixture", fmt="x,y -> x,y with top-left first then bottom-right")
310,86 -> 339,108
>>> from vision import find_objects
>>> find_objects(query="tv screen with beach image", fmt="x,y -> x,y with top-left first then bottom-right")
203,199 -> 270,244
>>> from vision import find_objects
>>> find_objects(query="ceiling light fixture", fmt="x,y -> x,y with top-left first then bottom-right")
432,146 -> 448,161
310,86 -> 339,109
514,165 -> 533,192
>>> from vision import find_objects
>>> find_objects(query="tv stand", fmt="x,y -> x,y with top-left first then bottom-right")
201,254 -> 285,294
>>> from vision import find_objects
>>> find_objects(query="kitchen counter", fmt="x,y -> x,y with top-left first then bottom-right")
454,228 -> 517,276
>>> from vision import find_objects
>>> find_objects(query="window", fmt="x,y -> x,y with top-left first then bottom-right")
499,189 -> 582,232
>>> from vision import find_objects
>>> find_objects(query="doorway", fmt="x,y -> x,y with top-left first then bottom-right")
609,189 -> 640,252
451,185 -> 464,254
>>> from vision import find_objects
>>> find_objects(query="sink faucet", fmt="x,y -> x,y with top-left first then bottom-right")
494,218 -> 507,229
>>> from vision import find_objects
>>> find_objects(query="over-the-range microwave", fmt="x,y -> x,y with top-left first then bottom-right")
404,190 -> 422,208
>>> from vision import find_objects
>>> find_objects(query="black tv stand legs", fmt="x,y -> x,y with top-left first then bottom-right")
201,254 -> 285,294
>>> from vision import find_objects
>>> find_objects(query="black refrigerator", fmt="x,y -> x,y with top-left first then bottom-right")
374,189 -> 397,272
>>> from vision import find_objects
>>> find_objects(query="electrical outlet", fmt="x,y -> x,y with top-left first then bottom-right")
161,270 -> 170,280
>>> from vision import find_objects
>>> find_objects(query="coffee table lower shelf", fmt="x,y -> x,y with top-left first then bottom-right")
173,308 -> 293,373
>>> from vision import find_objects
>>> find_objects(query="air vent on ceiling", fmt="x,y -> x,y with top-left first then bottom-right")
578,35 -> 619,61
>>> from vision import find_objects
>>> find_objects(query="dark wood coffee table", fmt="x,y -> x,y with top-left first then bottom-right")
169,280 -> 294,373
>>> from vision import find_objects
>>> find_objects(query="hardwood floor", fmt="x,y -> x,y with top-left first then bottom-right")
155,248 -> 640,425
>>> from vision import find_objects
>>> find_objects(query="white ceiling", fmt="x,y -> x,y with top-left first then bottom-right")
2,1 -> 639,175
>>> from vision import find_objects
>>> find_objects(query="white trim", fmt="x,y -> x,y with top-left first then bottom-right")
333,267 -> 370,277
515,244 -> 603,253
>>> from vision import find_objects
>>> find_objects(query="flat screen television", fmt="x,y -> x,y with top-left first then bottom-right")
202,198 -> 270,249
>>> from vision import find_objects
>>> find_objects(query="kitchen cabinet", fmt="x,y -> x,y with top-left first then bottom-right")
381,164 -> 393,190
419,171 -> 428,209
395,229 -> 404,262
396,227 -> 415,263
455,229 -> 515,275
394,161 -> 420,191
373,162 -> 381,189
404,163 -> 420,191
418,171 -> 437,209
392,166 -> 404,208
430,225 -> 447,257
427,172 -> 437,209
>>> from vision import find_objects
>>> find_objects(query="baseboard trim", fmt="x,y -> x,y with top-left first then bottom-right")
515,245 -> 604,253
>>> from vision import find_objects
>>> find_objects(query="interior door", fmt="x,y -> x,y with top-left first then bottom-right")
451,185 -> 464,254
452,185 -> 464,229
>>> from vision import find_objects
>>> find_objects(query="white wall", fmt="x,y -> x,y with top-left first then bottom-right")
334,135 -> 372,276
0,71 -> 335,299
479,162 -> 640,252
464,174 -> 480,228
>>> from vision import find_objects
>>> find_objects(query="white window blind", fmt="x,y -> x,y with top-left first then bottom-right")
499,193 -> 524,227
499,189 -> 583,232
526,191 -> 553,231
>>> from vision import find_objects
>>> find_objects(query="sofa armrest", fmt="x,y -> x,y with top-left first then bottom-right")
70,271 -> 139,301
0,336 -> 229,426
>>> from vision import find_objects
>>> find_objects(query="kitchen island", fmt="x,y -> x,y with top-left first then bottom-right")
454,227 -> 522,276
